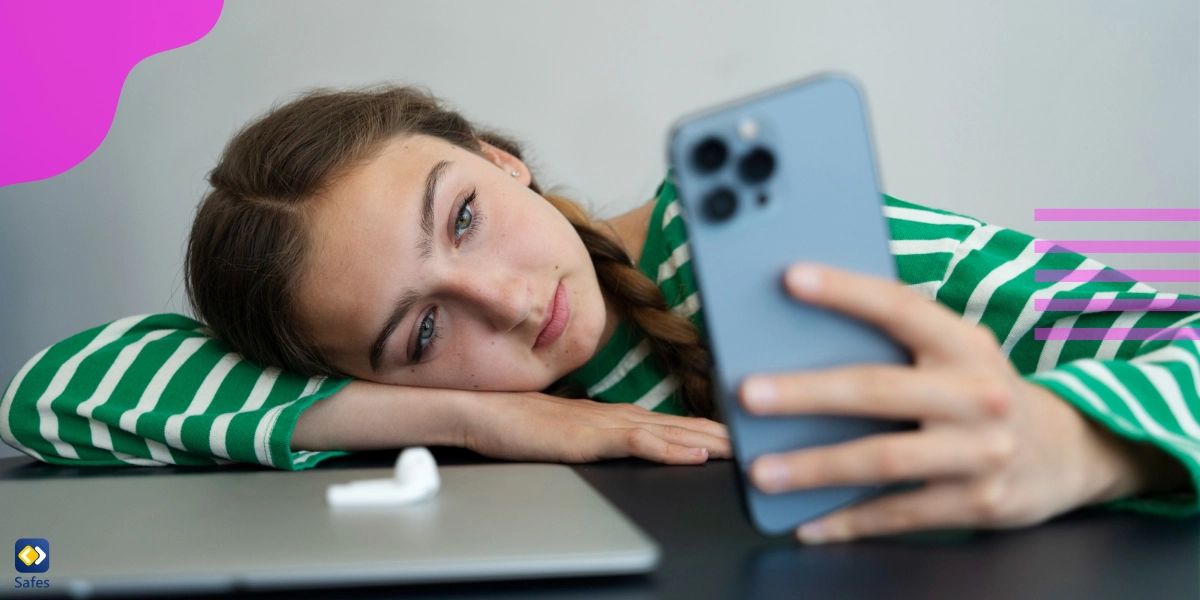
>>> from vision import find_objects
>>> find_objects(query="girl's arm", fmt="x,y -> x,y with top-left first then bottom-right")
737,263 -> 1195,544
884,195 -> 1200,514
292,378 -> 731,465
1,314 -> 729,470
0,314 -> 348,469
727,197 -> 1199,544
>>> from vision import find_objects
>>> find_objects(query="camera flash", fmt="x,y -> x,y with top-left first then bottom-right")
737,118 -> 758,140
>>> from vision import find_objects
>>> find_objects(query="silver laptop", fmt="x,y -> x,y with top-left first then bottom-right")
1,463 -> 659,597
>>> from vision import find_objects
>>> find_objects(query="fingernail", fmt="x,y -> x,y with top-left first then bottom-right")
797,522 -> 828,544
688,447 -> 707,458
787,265 -> 822,297
742,377 -> 778,411
752,457 -> 790,491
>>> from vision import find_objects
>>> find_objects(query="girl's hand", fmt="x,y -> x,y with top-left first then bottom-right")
461,391 -> 731,465
739,263 -> 1186,544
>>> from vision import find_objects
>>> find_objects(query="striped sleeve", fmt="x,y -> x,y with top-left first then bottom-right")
0,314 -> 352,470
885,195 -> 1200,514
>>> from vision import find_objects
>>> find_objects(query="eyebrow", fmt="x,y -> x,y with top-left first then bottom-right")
368,159 -> 453,372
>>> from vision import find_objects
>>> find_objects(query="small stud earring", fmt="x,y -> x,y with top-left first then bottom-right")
511,170 -> 520,177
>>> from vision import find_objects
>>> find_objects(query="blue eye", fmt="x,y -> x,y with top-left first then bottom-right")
454,202 -> 473,237
453,189 -> 480,243
414,308 -> 437,361
411,189 -> 481,365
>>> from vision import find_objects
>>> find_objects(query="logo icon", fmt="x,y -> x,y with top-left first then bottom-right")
14,539 -> 48,573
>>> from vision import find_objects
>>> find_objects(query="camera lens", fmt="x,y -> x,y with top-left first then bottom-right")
703,187 -> 738,222
738,147 -> 775,184
692,137 -> 728,173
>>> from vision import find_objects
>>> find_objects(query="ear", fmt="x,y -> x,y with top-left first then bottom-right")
478,140 -> 532,187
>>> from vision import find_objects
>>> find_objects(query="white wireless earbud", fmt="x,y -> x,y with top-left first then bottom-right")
326,447 -> 440,508
394,446 -> 439,489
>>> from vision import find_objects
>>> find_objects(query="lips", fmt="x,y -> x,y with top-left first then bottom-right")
534,281 -> 570,349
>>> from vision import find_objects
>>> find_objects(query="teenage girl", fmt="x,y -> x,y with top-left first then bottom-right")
2,86 -> 1196,543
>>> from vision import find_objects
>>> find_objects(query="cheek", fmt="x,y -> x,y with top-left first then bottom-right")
424,334 -> 553,391
497,200 -> 582,265
567,281 -> 607,363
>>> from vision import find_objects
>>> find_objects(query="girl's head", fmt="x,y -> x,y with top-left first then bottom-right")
186,85 -> 714,416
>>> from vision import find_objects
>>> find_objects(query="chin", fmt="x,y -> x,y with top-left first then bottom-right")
564,325 -> 603,374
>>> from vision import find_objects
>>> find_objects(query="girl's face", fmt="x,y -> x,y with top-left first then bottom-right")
297,134 -> 613,391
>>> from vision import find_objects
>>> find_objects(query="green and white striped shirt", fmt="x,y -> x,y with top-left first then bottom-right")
3,175 -> 1199,515
553,177 -> 703,416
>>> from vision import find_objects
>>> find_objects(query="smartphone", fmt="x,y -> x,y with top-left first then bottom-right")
667,73 -> 914,535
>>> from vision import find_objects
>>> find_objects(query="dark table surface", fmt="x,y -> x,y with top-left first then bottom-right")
2,449 -> 1196,600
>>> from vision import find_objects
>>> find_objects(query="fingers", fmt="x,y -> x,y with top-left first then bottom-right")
614,404 -> 730,439
601,427 -> 712,465
749,428 -> 1014,493
553,400 -> 731,465
793,481 -> 980,544
640,422 -> 733,459
783,264 -> 978,359
740,366 -> 1010,422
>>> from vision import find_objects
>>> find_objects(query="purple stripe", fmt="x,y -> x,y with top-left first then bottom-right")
1035,269 -> 1200,283
1035,209 -> 1200,221
1035,327 -> 1200,341
1035,240 -> 1200,253
1036,298 -> 1200,311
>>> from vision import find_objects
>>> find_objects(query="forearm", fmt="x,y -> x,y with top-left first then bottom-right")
1026,335 -> 1200,514
291,380 -> 470,452
1024,380 -> 1194,507
1086,417 -> 1194,503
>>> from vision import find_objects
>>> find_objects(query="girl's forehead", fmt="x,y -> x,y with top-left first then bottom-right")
296,136 -> 473,345
334,135 -> 453,195
297,146 -> 429,314
314,137 -> 467,231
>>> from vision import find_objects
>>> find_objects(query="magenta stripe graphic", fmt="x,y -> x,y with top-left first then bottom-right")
1036,298 -> 1200,311
1035,328 -> 1200,341
1035,240 -> 1200,253
1035,209 -> 1200,221
1035,269 -> 1200,283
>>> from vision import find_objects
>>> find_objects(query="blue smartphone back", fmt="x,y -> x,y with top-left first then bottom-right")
667,74 -> 912,535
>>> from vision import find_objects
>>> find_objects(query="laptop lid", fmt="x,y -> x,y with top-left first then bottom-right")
2,463 -> 659,597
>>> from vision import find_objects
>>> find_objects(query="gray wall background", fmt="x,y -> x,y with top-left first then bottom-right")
2,0 -> 1197,459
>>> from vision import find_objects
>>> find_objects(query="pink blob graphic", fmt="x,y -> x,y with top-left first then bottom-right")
0,0 -> 224,188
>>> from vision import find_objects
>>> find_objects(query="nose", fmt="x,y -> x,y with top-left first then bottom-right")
442,268 -> 531,332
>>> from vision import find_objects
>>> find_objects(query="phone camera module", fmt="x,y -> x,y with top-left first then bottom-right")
738,147 -> 776,184
702,187 -> 738,222
692,137 -> 728,173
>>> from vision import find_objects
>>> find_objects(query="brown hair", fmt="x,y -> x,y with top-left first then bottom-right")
185,84 -> 716,419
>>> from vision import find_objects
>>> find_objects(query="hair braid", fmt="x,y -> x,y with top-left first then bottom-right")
481,133 -> 716,418
542,195 -> 718,420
